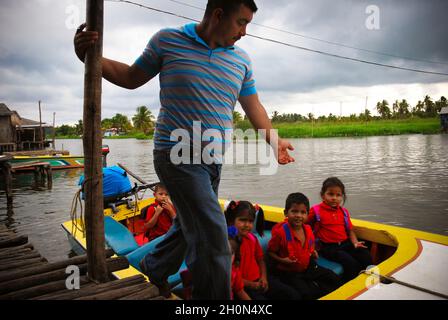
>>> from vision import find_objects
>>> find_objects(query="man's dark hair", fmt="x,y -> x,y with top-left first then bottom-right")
205,0 -> 258,17
285,192 -> 310,213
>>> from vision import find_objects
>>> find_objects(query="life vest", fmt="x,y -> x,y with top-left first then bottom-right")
311,204 -> 350,246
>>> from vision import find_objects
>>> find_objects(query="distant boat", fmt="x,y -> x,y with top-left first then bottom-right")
5,146 -> 110,171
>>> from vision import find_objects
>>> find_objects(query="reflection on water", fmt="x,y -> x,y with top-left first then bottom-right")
0,134 -> 447,261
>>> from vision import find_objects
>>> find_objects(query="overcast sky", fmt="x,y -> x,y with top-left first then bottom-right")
0,0 -> 447,125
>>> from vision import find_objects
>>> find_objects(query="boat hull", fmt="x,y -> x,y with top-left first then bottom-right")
11,155 -> 84,171
62,198 -> 448,300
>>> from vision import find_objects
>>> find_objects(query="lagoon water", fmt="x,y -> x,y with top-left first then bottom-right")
1,134 -> 447,261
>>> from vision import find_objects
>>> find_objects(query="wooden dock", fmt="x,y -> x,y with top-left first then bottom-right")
10,161 -> 53,189
0,223 -> 165,300
0,156 -> 54,208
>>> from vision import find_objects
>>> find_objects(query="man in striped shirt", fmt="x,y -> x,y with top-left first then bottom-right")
74,0 -> 294,299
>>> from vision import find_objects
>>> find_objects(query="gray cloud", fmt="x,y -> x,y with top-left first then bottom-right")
0,0 -> 446,124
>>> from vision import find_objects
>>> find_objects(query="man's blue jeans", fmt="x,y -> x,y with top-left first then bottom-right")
142,149 -> 231,299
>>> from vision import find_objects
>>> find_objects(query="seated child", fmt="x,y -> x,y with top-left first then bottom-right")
129,183 -> 176,246
268,192 -> 340,300
224,200 -> 299,300
308,177 -> 373,282
228,226 -> 251,300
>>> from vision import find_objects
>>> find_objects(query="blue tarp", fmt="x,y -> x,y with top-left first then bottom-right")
79,165 -> 132,199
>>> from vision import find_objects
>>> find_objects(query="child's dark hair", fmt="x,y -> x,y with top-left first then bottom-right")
154,183 -> 167,193
228,236 -> 241,266
285,193 -> 310,213
320,177 -> 347,204
224,200 -> 264,237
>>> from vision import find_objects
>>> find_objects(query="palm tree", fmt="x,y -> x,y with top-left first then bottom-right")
132,106 -> 154,134
392,100 -> 399,118
75,119 -> 83,136
412,100 -> 425,117
423,95 -> 436,116
307,113 -> 314,121
232,110 -> 243,124
376,100 -> 391,119
101,118 -> 113,129
397,99 -> 410,118
112,113 -> 132,133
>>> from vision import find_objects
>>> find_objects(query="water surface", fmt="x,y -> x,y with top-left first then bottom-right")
1,134 -> 447,261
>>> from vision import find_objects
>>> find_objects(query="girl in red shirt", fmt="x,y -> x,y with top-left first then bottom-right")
225,200 -> 299,300
308,177 -> 372,282
268,192 -> 340,299
228,229 -> 251,300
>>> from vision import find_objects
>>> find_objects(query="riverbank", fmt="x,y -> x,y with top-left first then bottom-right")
237,117 -> 440,138
56,117 -> 441,139
56,133 -> 153,140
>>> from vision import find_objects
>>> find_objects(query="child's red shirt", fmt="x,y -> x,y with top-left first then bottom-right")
308,202 -> 353,244
239,232 -> 264,282
134,201 -> 174,245
231,266 -> 244,300
268,220 -> 315,273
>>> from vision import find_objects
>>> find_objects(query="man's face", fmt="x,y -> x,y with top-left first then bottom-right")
216,4 -> 254,47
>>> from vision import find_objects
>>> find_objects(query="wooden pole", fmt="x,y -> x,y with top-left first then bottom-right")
2,162 -> 13,207
38,101 -> 43,149
52,112 -> 56,149
83,0 -> 107,283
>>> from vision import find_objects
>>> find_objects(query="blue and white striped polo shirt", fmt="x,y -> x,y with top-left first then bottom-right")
135,23 -> 257,151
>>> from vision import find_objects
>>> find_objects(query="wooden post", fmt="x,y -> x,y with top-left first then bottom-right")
82,0 -> 107,283
34,166 -> 40,185
38,101 -> 43,149
46,165 -> 52,189
2,162 -> 13,206
52,112 -> 56,150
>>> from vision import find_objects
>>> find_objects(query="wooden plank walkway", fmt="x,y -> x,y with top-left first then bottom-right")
0,223 -> 165,300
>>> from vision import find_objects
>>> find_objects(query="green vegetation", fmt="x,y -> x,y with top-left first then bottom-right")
55,95 -> 446,139
278,118 -> 439,138
235,118 -> 439,138
235,95 -> 445,138
55,106 -> 155,139
103,132 -> 153,140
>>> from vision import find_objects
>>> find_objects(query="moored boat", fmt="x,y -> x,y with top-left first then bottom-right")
5,145 -> 110,171
62,195 -> 448,300
9,154 -> 84,171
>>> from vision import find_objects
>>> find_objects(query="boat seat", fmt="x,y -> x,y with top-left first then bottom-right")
104,216 -> 139,255
256,229 -> 344,276
125,234 -> 185,287
316,257 -> 344,276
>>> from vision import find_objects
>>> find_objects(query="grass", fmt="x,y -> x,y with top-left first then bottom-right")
56,133 -> 153,140
56,118 -> 441,140
237,117 -> 441,138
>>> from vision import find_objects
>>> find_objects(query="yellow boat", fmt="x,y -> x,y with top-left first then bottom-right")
62,197 -> 448,300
